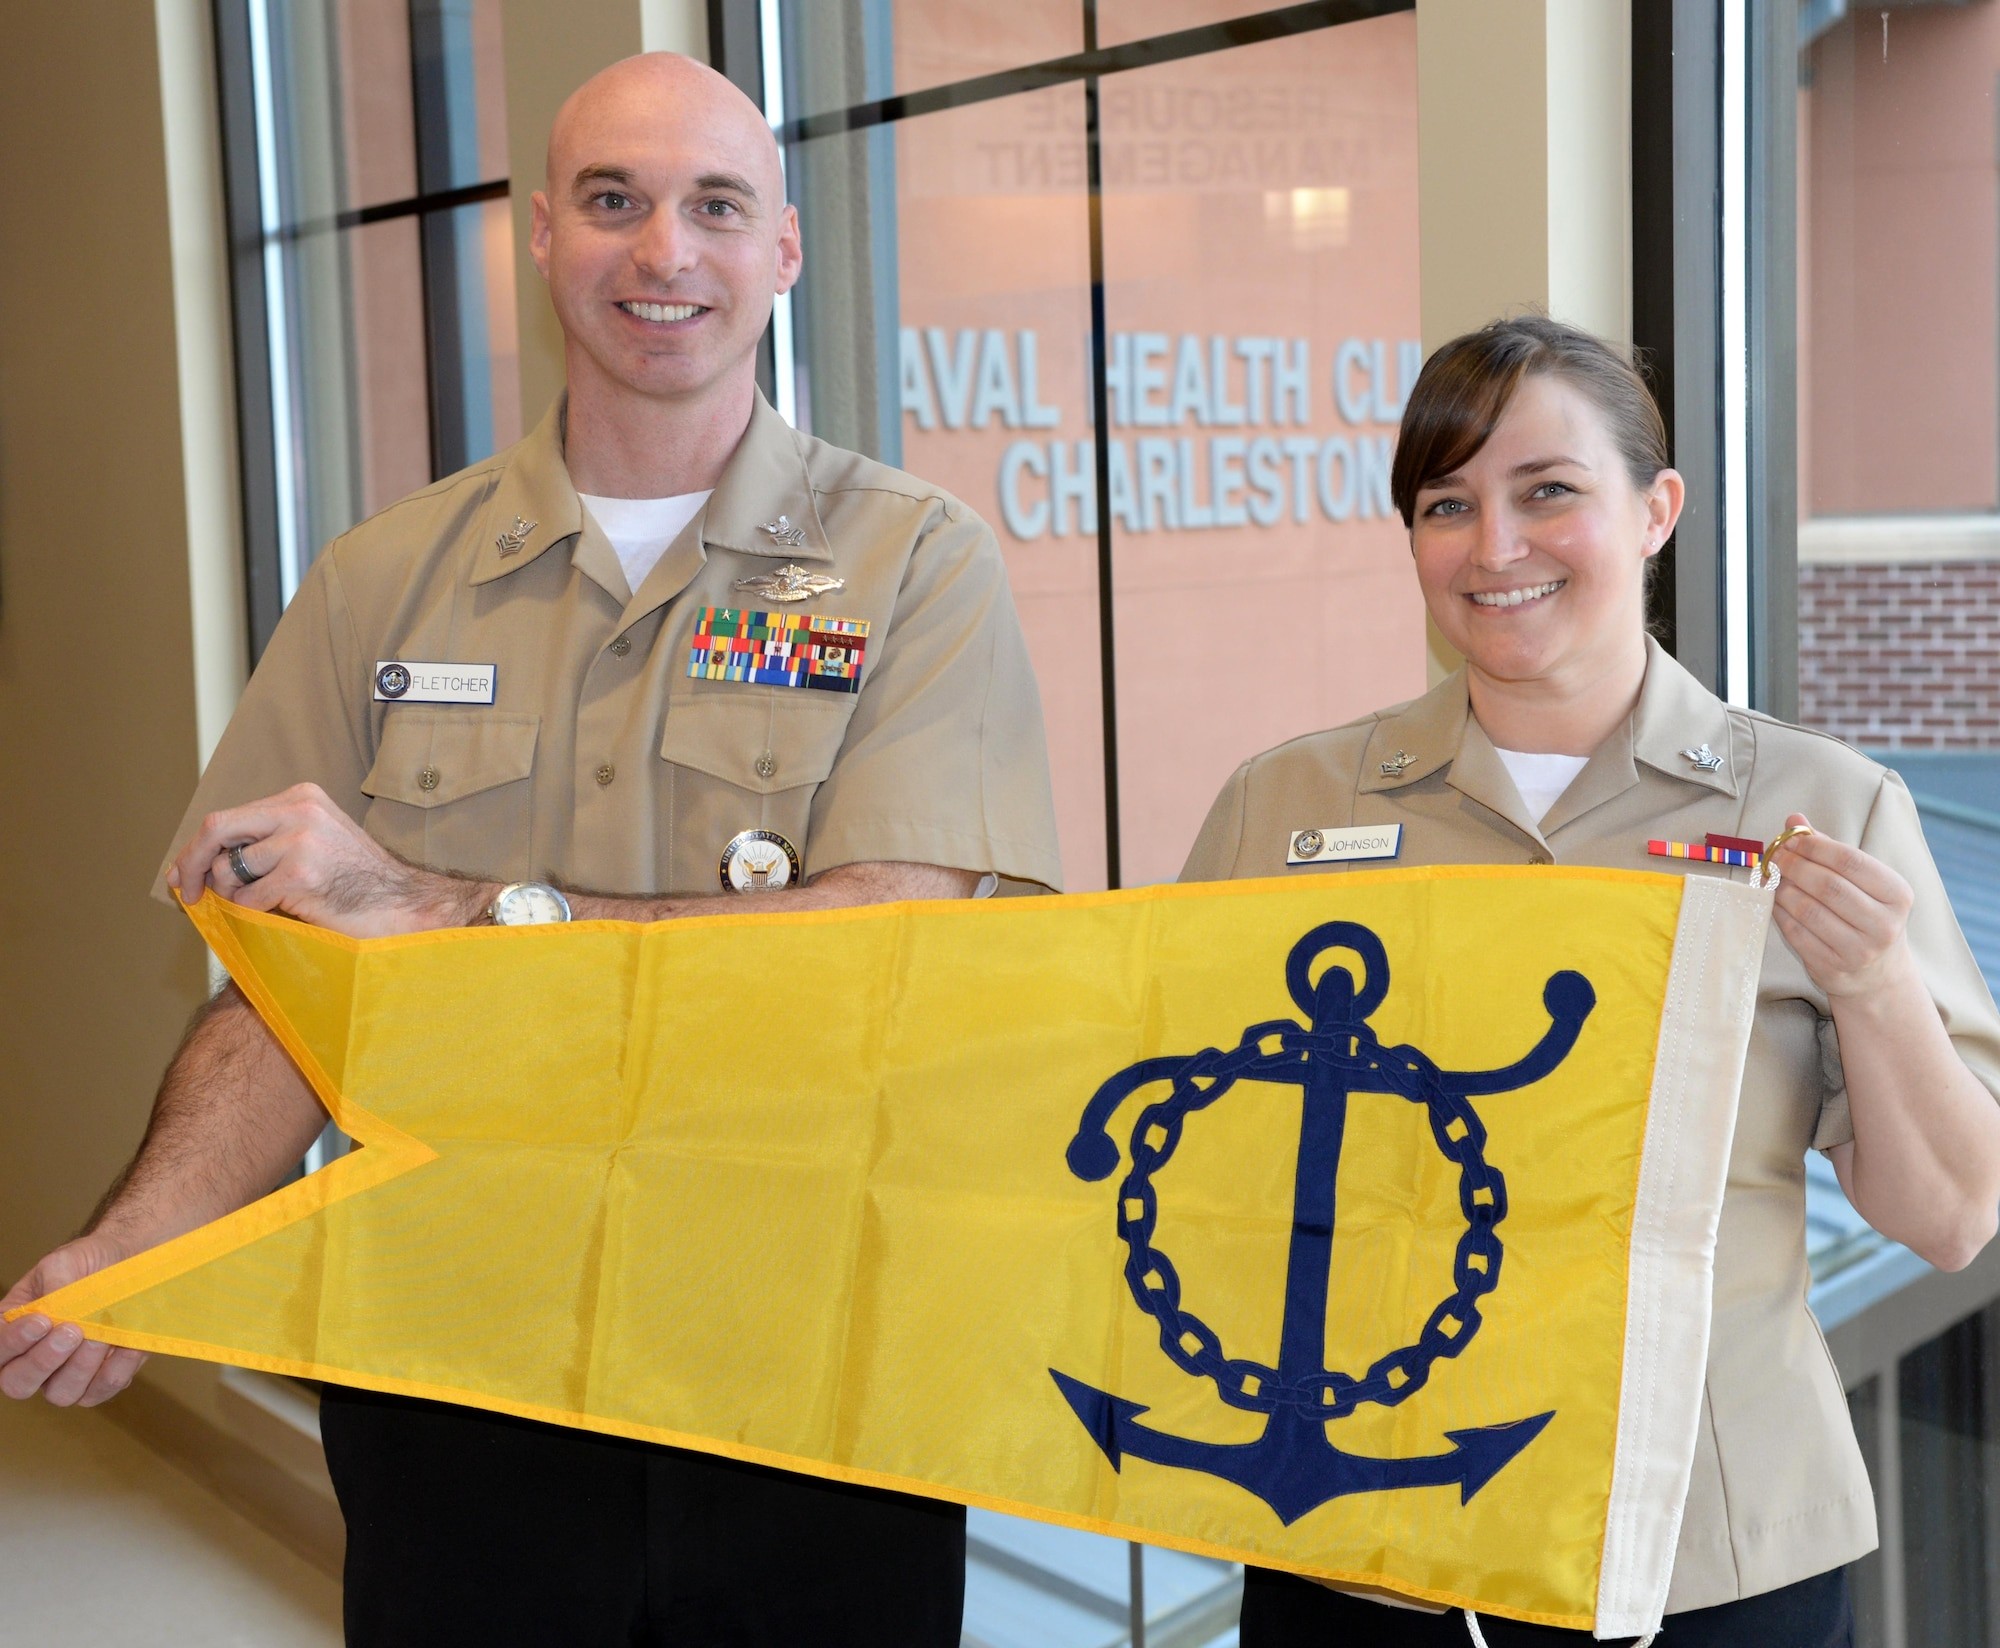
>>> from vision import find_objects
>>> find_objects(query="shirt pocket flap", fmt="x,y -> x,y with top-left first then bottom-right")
659,693 -> 851,795
362,711 -> 541,808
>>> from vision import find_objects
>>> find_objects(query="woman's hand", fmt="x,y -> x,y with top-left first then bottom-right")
1769,811 -> 1919,1001
1776,811 -> 2000,1271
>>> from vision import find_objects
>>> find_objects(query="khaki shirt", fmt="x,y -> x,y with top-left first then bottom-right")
1182,637 -> 2000,1612
161,395 -> 1062,899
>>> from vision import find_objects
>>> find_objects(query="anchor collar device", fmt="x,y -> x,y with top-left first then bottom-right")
1628,638 -> 1738,798
698,394 -> 837,567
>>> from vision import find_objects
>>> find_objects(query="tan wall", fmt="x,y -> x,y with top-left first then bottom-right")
0,4 -> 211,1287
1414,0 -> 1631,680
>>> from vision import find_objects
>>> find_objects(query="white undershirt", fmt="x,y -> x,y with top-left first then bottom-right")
580,490 -> 712,593
1493,747 -> 1590,823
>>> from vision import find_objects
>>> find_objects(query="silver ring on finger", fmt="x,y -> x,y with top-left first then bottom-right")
228,843 -> 263,885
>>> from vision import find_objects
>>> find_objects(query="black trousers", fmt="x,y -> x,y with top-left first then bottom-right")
1240,1564 -> 1853,1648
319,1385 -> 965,1648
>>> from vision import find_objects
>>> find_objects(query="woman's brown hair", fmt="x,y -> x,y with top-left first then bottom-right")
1388,316 -> 1670,528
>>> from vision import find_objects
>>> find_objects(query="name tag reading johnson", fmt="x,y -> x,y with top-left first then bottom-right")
373,662 -> 498,705
1287,824 -> 1403,865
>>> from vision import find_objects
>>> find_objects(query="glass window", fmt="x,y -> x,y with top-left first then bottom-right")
790,81 -> 1111,883
773,0 -> 1423,896
218,0 -> 520,647
1097,13 -> 1422,886
1899,1302 -> 2000,1643
779,1 -> 1082,123
1795,5 -> 2000,779
1783,9 -> 2000,1642
1846,1377 -> 1887,1647
1097,0 -> 1334,48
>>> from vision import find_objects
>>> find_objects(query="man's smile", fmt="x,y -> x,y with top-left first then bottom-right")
618,300 -> 707,324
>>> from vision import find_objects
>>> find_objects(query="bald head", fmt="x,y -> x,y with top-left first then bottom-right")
528,50 -> 802,431
546,53 -> 784,207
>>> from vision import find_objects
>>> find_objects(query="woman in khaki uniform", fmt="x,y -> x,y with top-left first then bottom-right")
1183,318 -> 2000,1647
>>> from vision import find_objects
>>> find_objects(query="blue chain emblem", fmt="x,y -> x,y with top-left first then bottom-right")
1051,920 -> 1596,1522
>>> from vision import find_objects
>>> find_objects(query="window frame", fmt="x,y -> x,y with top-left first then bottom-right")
212,0 -> 512,660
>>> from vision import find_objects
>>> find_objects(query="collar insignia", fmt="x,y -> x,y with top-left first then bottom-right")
1379,750 -> 1414,777
758,515 -> 807,549
1680,743 -> 1724,774
733,563 -> 845,605
495,515 -> 537,557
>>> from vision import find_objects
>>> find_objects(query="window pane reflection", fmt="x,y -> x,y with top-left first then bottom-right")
1899,1304 -> 2000,1643
1795,16 -> 2000,1643
1097,0 -> 1306,48
341,217 -> 432,524
238,0 -> 518,601
1797,7 -> 2000,760
1098,11 -> 1424,885
777,0 -> 1082,122
329,0 -> 418,209
789,83 -> 1108,890
1846,1378 -> 1885,1648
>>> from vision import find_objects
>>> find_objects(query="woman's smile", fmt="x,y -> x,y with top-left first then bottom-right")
1466,578 -> 1568,609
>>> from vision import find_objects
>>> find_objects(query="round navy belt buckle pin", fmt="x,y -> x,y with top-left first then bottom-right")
375,663 -> 411,699
719,829 -> 799,893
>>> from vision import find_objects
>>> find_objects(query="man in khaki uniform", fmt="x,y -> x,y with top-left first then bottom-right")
1185,634 -> 2000,1621
0,52 -> 1058,1647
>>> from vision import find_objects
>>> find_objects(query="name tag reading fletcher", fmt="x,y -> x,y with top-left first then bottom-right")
1287,824 -> 1403,866
374,662 -> 498,705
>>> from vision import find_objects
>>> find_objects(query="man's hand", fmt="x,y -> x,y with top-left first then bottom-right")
1769,811 -> 1919,1002
0,1239 -> 146,1407
167,783 -> 490,938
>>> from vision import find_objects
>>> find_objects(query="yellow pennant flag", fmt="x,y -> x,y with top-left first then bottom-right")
19,868 -> 1772,1635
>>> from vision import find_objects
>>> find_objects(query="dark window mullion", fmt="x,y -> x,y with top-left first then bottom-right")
780,0 -> 1413,143
1082,0 -> 1122,891
279,177 -> 510,240
408,0 -> 452,479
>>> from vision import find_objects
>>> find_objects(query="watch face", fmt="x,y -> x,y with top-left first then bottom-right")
494,883 -> 570,925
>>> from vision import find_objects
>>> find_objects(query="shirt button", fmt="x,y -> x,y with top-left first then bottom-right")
609,636 -> 631,657
1529,851 -> 1552,866
754,750 -> 777,780
418,765 -> 440,792
595,763 -> 616,787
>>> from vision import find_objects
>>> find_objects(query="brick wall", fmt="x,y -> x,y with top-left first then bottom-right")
1798,560 -> 2000,749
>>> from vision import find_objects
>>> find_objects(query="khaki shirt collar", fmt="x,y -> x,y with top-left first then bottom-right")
1358,634 -> 1737,840
1627,633 -> 1739,798
700,393 -> 834,566
1358,672 -> 1466,797
469,395 -> 585,588
1358,672 -> 1550,843
469,391 -> 831,620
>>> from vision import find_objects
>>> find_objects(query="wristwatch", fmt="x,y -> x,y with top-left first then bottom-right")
485,881 -> 573,926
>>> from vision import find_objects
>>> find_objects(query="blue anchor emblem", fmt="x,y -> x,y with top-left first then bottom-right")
1052,920 -> 1596,1523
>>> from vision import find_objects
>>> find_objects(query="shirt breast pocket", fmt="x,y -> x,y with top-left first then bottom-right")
361,709 -> 540,877
657,691 -> 855,887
